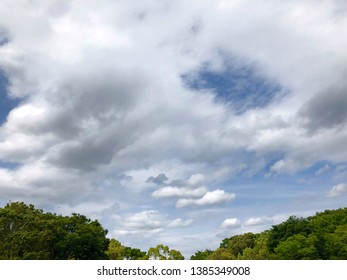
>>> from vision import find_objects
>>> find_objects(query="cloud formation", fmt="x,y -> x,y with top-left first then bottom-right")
0,0 -> 346,257
328,183 -> 347,197
221,218 -> 241,229
176,190 -> 235,208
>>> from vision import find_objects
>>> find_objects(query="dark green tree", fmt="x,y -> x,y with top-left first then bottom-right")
190,249 -> 213,260
124,247 -> 147,260
0,202 -> 109,260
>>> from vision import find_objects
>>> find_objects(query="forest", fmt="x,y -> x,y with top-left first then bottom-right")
0,202 -> 346,260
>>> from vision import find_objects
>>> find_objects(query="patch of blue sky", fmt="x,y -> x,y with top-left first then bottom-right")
0,160 -> 20,170
181,59 -> 283,114
0,36 -> 9,46
0,71 -> 21,125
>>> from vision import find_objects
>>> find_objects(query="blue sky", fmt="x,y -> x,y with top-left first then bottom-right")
0,0 -> 347,258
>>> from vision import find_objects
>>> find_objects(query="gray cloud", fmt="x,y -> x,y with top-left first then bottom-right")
146,173 -> 169,185
0,0 -> 347,257
300,85 -> 347,132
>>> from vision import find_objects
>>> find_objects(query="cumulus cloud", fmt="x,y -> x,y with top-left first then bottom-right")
299,85 -> 347,133
221,218 -> 241,229
113,210 -> 193,236
244,216 -> 273,226
152,186 -> 207,199
176,190 -> 235,208
151,173 -> 209,199
328,183 -> 347,197
0,0 -> 347,257
187,173 -> 205,187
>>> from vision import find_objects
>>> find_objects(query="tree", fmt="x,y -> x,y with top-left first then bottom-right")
240,231 -> 272,260
107,239 -> 125,260
320,225 -> 347,260
0,202 -> 109,260
274,234 -> 319,260
124,247 -> 147,260
225,232 -> 256,257
147,244 -> 184,260
267,216 -> 312,252
208,248 -> 236,260
190,249 -> 213,260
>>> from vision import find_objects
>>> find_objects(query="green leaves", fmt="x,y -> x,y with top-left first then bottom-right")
147,244 -> 184,260
0,202 -> 109,260
190,207 -> 347,260
1,202 -> 345,260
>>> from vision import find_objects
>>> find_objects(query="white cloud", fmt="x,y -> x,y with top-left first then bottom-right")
53,201 -> 118,219
221,218 -> 241,229
187,173 -> 205,187
113,210 -> 193,237
328,183 -> 347,197
168,218 -> 193,228
152,186 -> 207,199
0,0 -> 347,258
176,190 -> 235,208
244,216 -> 273,226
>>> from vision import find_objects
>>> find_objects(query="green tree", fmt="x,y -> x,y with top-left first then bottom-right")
240,231 -> 272,260
267,216 -> 312,252
225,232 -> 256,258
147,244 -> 184,260
0,202 -> 109,260
124,247 -> 147,260
190,249 -> 213,260
274,234 -> 319,260
107,239 -> 125,260
208,248 -> 236,260
321,225 -> 347,259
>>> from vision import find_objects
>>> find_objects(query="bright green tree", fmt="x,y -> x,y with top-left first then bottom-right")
107,239 -> 125,260
147,244 -> 184,260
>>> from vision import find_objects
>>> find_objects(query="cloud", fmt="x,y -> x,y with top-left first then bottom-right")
113,210 -> 193,236
328,183 -> 347,197
186,173 -> 205,187
152,186 -> 208,199
299,85 -> 347,133
244,216 -> 273,226
0,0 -> 347,258
220,218 -> 241,229
151,173 -> 208,199
176,190 -> 235,208
168,218 -> 193,228
54,201 -> 119,219
146,173 -> 169,185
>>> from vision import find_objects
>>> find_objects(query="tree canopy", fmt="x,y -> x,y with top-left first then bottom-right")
1,202 -> 345,260
190,207 -> 347,260
0,202 -> 108,260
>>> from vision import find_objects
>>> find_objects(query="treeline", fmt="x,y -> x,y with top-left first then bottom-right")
0,202 -> 183,260
192,208 -> 347,260
0,202 -> 346,260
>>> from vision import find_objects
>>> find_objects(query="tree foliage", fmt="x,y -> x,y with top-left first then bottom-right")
1,202 -> 345,260
147,244 -> 184,260
190,207 -> 347,260
0,202 -> 108,260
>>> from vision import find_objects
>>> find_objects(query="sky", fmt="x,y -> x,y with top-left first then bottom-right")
0,0 -> 347,258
